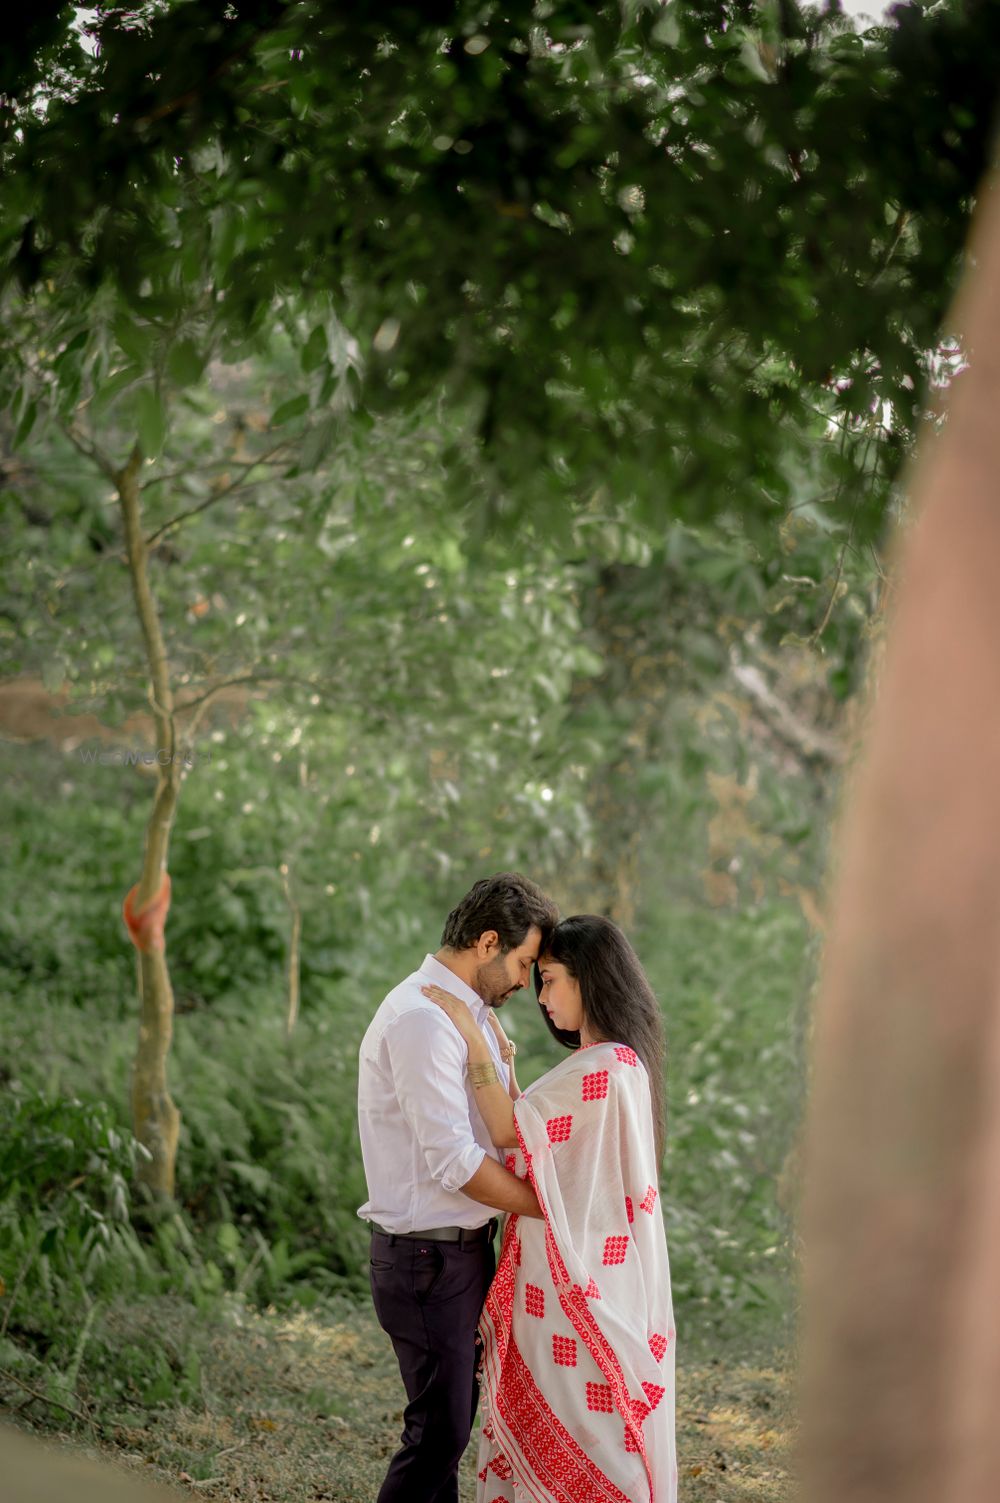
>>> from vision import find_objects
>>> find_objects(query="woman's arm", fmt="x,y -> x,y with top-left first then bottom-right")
421,984 -> 519,1148
486,1009 -> 522,1101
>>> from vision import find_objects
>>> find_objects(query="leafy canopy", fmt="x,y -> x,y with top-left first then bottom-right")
3,2 -> 999,537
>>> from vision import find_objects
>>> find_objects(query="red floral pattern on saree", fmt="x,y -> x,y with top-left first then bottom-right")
477,1042 -> 675,1502
495,1339 -> 633,1503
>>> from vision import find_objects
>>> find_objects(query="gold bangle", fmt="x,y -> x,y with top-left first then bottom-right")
469,1061 -> 501,1089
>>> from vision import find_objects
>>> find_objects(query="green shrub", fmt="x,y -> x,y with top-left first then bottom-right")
0,1091 -> 222,1418
0,1090 -> 142,1293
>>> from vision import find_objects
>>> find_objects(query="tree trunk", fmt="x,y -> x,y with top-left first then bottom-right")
801,173 -> 1000,1503
118,445 -> 181,1199
561,562 -> 674,921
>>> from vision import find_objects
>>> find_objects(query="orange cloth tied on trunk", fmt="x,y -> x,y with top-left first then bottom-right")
122,872 -> 171,953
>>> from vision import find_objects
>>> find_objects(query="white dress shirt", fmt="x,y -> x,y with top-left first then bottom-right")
357,953 -> 511,1233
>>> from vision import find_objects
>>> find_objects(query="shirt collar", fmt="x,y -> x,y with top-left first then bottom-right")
418,953 -> 489,1024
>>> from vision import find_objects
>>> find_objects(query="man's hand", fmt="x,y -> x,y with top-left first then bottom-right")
462,1156 -> 543,1219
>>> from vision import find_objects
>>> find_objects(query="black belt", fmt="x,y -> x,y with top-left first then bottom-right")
370,1218 -> 498,1245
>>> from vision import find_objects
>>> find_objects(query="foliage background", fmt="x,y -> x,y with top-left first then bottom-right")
0,520 -> 840,1391
0,0 -> 990,1490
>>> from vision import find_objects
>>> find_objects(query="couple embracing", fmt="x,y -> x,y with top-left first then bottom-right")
357,873 -> 677,1503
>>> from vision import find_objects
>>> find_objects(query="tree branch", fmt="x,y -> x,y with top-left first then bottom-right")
141,458 -> 254,490
0,1366 -> 97,1431
870,208 -> 911,287
175,670 -> 325,715
810,535 -> 850,646
63,422 -> 119,483
731,659 -> 845,767
145,443 -> 289,549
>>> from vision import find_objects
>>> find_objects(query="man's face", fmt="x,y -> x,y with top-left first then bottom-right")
474,925 -> 543,1008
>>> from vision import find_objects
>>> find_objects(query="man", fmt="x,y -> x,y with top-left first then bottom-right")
358,872 -> 559,1503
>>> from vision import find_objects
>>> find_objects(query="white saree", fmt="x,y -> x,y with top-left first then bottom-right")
476,1041 -> 677,1503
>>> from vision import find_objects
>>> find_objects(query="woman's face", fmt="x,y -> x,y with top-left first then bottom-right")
537,958 -> 584,1035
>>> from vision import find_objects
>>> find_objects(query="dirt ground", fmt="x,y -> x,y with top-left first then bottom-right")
5,1298 -> 794,1502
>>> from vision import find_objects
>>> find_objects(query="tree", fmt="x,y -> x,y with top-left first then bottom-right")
0,286 -> 603,1195
5,0 -> 995,1210
4,2 -> 999,538
801,171 -> 1000,1503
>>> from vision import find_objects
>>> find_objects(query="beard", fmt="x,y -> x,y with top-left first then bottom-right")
475,954 -> 516,1008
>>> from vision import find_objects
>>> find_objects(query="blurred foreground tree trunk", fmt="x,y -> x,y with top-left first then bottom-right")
802,171 -> 1000,1503
5,1423 -> 183,1503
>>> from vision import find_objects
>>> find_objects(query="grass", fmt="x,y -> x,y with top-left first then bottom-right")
3,1294 -> 795,1503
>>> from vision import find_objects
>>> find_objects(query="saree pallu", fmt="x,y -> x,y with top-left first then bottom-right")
477,1042 -> 677,1503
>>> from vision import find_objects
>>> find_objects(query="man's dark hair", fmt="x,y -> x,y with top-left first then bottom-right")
441,872 -> 559,953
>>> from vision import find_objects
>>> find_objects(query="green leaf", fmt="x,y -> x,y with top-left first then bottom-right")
300,325 -> 327,373
91,363 -> 143,414
135,385 -> 166,458
211,204 -> 243,272
12,398 -> 37,449
52,331 -> 87,370
113,314 -> 153,364
299,415 -> 337,470
217,1221 -> 241,1255
270,393 -> 310,426
166,337 -> 207,388
228,1160 -> 272,1193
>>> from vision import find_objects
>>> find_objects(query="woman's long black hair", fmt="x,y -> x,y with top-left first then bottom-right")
535,914 -> 666,1164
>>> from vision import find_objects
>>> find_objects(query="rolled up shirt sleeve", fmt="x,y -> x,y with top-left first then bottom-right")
384,1008 -> 489,1193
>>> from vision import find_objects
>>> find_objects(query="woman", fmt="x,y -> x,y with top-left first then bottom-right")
422,914 -> 677,1503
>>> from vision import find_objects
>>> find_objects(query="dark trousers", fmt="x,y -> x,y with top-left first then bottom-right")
370,1229 -> 496,1503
